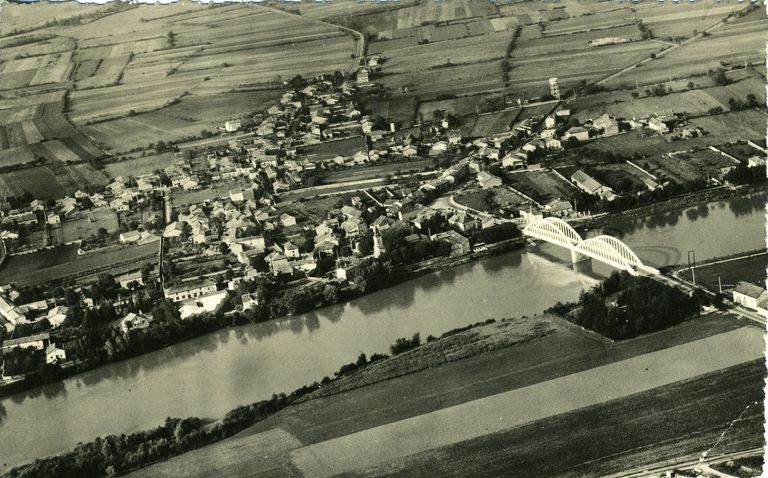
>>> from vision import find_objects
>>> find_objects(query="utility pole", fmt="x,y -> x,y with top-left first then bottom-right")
718,276 -> 722,293
687,250 -> 697,285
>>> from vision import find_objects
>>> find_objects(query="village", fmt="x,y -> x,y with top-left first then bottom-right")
0,58 -> 765,388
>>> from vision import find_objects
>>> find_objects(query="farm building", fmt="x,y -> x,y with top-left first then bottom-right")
224,120 -> 241,132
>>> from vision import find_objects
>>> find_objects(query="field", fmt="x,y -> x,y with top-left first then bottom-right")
454,186 -> 529,212
59,207 -> 119,244
467,109 -> 518,137
603,17 -> 766,89
297,136 -> 368,161
505,170 -> 578,203
0,3 -> 356,155
103,152 -> 180,178
360,96 -> 418,128
0,243 -> 158,287
0,163 -> 109,200
679,252 -> 768,293
571,75 -> 765,122
129,314 -> 759,478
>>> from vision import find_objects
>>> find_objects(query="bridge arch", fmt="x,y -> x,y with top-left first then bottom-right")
523,219 -> 651,274
522,217 -> 582,247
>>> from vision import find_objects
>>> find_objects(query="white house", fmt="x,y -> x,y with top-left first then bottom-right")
45,343 -> 67,365
46,306 -> 68,327
224,120 -> 241,132
733,281 -> 766,310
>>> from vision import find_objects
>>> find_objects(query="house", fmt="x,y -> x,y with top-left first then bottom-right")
280,213 -> 297,227
402,145 -> 418,158
477,171 -> 502,189
241,293 -> 259,311
284,241 -> 300,258
45,343 -> 67,365
356,68 -> 369,84
46,306 -> 69,327
266,252 -> 292,275
546,138 -> 562,150
164,279 -> 218,302
224,120 -> 241,132
502,154 -> 526,170
433,230 -> 470,257
571,170 -> 616,201
647,117 -> 669,134
563,126 -> 590,142
117,270 -> 144,289
0,296 -> 25,326
544,198 -> 574,218
119,312 -> 152,334
544,116 -> 556,128
732,281 -> 766,310
119,230 -> 142,243
592,114 -> 619,136
449,211 -> 477,232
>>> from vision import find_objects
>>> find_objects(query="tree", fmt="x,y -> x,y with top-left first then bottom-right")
687,81 -> 695,90
322,284 -> 340,304
712,68 -> 729,86
746,94 -> 759,108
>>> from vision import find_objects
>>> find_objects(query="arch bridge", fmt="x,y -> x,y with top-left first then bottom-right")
522,217 -> 658,276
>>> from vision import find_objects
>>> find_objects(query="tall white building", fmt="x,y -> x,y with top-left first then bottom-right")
549,77 -> 560,99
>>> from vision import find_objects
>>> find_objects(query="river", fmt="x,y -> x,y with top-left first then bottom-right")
0,191 -> 764,471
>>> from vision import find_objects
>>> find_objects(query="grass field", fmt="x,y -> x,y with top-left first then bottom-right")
679,253 -> 768,293
505,170 -> 578,203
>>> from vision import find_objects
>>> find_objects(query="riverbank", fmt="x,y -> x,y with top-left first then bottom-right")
575,183 -> 767,232
0,238 -> 524,399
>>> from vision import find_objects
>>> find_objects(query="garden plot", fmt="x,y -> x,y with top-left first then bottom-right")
470,110 -> 518,137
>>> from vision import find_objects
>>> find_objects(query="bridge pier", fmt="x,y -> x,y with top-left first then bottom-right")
570,249 -> 591,264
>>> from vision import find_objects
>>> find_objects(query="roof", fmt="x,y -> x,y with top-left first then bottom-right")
571,170 -> 602,193
734,281 -> 765,299
165,279 -> 216,295
2,333 -> 50,348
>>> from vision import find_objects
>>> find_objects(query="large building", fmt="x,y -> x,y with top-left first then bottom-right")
164,279 -> 218,302
571,170 -> 617,201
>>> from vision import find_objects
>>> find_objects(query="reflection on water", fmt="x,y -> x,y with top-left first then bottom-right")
0,192 -> 764,470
